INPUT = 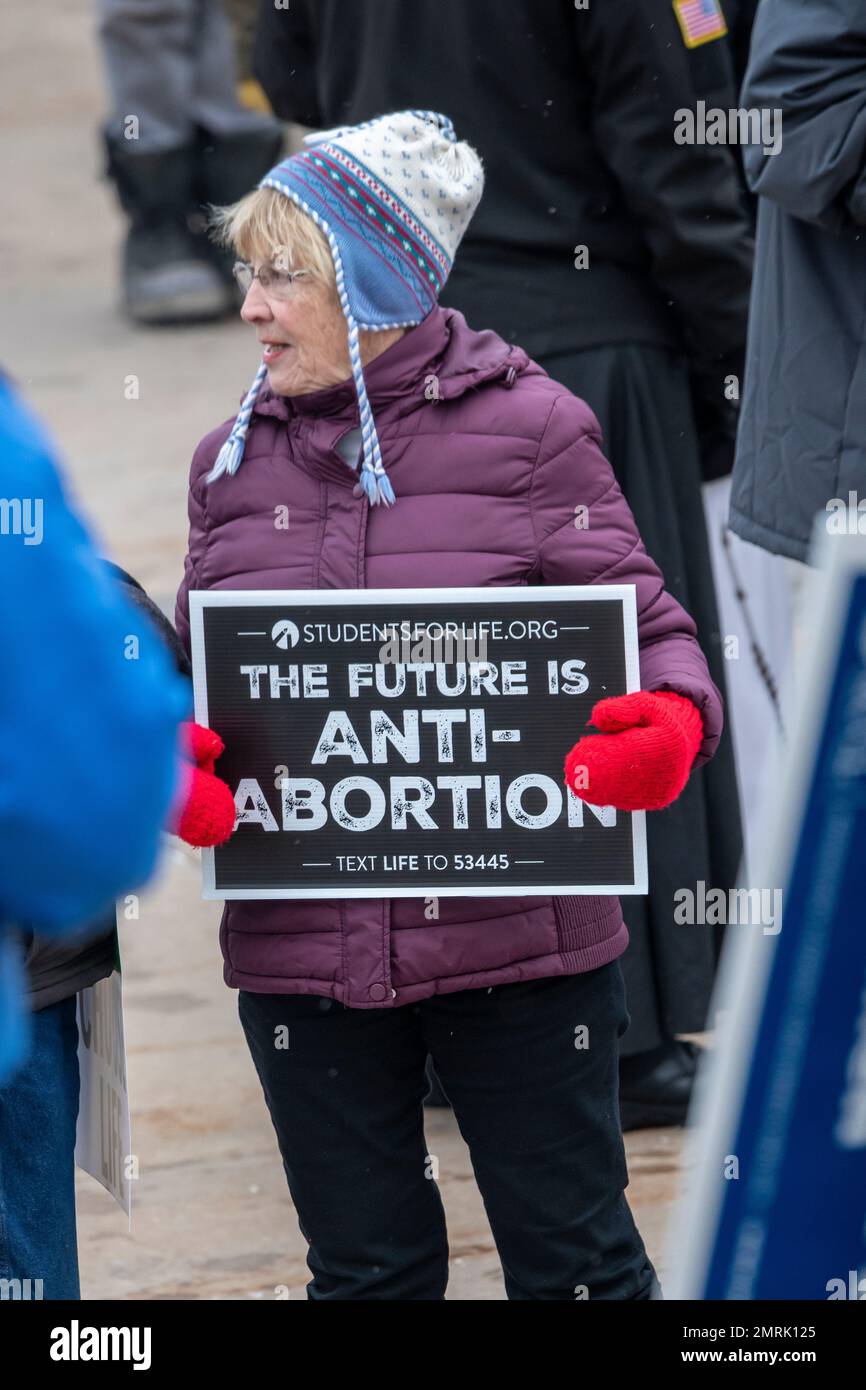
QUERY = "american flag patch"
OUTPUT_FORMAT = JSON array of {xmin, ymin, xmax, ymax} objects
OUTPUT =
[{"xmin": 672, "ymin": 0, "xmax": 728, "ymax": 49}]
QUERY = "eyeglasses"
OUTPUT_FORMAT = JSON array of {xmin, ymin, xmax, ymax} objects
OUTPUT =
[{"xmin": 232, "ymin": 261, "xmax": 314, "ymax": 299}]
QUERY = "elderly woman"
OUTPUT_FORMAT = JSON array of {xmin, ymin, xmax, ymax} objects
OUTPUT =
[{"xmin": 176, "ymin": 111, "xmax": 721, "ymax": 1301}]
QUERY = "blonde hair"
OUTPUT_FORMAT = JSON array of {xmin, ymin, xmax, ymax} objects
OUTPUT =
[{"xmin": 211, "ymin": 187, "xmax": 337, "ymax": 292}]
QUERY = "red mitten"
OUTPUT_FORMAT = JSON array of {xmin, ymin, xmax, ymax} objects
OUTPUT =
[
  {"xmin": 173, "ymin": 722, "xmax": 236, "ymax": 847},
  {"xmin": 563, "ymin": 691, "xmax": 704, "ymax": 812},
  {"xmin": 185, "ymin": 720, "xmax": 225, "ymax": 772}
]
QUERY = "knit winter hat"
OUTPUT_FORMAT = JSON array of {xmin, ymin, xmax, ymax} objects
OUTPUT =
[{"xmin": 207, "ymin": 110, "xmax": 484, "ymax": 505}]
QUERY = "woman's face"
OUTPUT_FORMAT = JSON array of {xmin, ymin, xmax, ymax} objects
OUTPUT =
[{"xmin": 239, "ymin": 264, "xmax": 353, "ymax": 397}]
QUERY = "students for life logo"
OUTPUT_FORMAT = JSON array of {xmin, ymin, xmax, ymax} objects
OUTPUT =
[
  {"xmin": 673, "ymin": 0, "xmax": 728, "ymax": 49},
  {"xmin": 271, "ymin": 620, "xmax": 300, "ymax": 650}
]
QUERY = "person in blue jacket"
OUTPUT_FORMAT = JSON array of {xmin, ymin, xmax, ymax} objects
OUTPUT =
[{"xmin": 0, "ymin": 375, "xmax": 190, "ymax": 1084}]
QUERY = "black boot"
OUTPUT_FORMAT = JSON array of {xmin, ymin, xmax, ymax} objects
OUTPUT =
[
  {"xmin": 104, "ymin": 136, "xmax": 232, "ymax": 325},
  {"xmin": 618, "ymin": 1038, "xmax": 703, "ymax": 1132},
  {"xmin": 195, "ymin": 126, "xmax": 283, "ymax": 206},
  {"xmin": 193, "ymin": 126, "xmax": 284, "ymax": 295}
]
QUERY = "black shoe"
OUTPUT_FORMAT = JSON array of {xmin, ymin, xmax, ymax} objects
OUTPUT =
[
  {"xmin": 104, "ymin": 136, "xmax": 233, "ymax": 324},
  {"xmin": 618, "ymin": 1039, "xmax": 703, "ymax": 1132},
  {"xmin": 124, "ymin": 220, "xmax": 233, "ymax": 324}
]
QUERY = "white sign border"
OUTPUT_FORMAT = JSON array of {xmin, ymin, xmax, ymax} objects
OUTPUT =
[{"xmin": 189, "ymin": 585, "xmax": 647, "ymax": 899}]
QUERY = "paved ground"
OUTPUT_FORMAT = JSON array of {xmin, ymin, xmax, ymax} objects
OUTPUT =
[{"xmin": 2, "ymin": 2, "xmax": 687, "ymax": 1300}]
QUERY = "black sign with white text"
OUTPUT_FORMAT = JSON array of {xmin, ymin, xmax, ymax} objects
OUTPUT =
[{"xmin": 189, "ymin": 588, "xmax": 646, "ymax": 898}]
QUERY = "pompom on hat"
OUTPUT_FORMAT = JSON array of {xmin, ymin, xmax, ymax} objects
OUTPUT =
[{"xmin": 207, "ymin": 110, "xmax": 484, "ymax": 505}]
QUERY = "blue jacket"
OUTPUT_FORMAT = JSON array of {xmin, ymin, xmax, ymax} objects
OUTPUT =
[{"xmin": 0, "ymin": 379, "xmax": 189, "ymax": 1081}]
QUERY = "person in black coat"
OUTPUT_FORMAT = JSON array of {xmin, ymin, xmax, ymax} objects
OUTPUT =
[{"xmin": 252, "ymin": 0, "xmax": 754, "ymax": 1126}]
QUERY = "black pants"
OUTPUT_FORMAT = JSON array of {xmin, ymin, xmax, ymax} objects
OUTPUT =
[{"xmin": 238, "ymin": 961, "xmax": 658, "ymax": 1300}]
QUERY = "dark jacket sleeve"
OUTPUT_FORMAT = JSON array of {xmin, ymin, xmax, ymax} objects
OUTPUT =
[
  {"xmin": 741, "ymin": 0, "xmax": 866, "ymax": 231},
  {"xmin": 531, "ymin": 392, "xmax": 723, "ymax": 767},
  {"xmin": 576, "ymin": 0, "xmax": 754, "ymax": 480},
  {"xmin": 254, "ymin": 0, "xmax": 323, "ymax": 127}
]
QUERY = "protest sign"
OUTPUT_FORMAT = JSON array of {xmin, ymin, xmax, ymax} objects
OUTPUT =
[
  {"xmin": 189, "ymin": 586, "xmax": 647, "ymax": 898},
  {"xmin": 76, "ymin": 952, "xmax": 132, "ymax": 1219},
  {"xmin": 669, "ymin": 533, "xmax": 866, "ymax": 1299}
]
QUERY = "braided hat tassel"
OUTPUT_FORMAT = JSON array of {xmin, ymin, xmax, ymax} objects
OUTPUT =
[
  {"xmin": 348, "ymin": 320, "xmax": 395, "ymax": 507},
  {"xmin": 206, "ymin": 363, "xmax": 268, "ymax": 484}
]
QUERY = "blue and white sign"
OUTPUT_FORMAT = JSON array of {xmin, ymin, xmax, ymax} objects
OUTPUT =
[{"xmin": 671, "ymin": 533, "xmax": 866, "ymax": 1300}]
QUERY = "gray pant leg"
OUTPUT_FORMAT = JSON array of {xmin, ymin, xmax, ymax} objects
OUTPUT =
[
  {"xmin": 98, "ymin": 0, "xmax": 198, "ymax": 150},
  {"xmin": 98, "ymin": 0, "xmax": 277, "ymax": 152},
  {"xmin": 192, "ymin": 0, "xmax": 278, "ymax": 137}
]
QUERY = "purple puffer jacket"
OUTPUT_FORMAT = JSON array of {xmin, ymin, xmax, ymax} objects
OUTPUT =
[{"xmin": 176, "ymin": 306, "xmax": 723, "ymax": 1008}]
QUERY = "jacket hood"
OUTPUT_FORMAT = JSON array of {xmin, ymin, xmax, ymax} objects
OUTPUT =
[{"xmin": 247, "ymin": 306, "xmax": 530, "ymax": 425}]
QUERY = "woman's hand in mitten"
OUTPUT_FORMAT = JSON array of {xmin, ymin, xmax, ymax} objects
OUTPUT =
[
  {"xmin": 563, "ymin": 691, "xmax": 704, "ymax": 813},
  {"xmin": 173, "ymin": 721, "xmax": 236, "ymax": 847}
]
